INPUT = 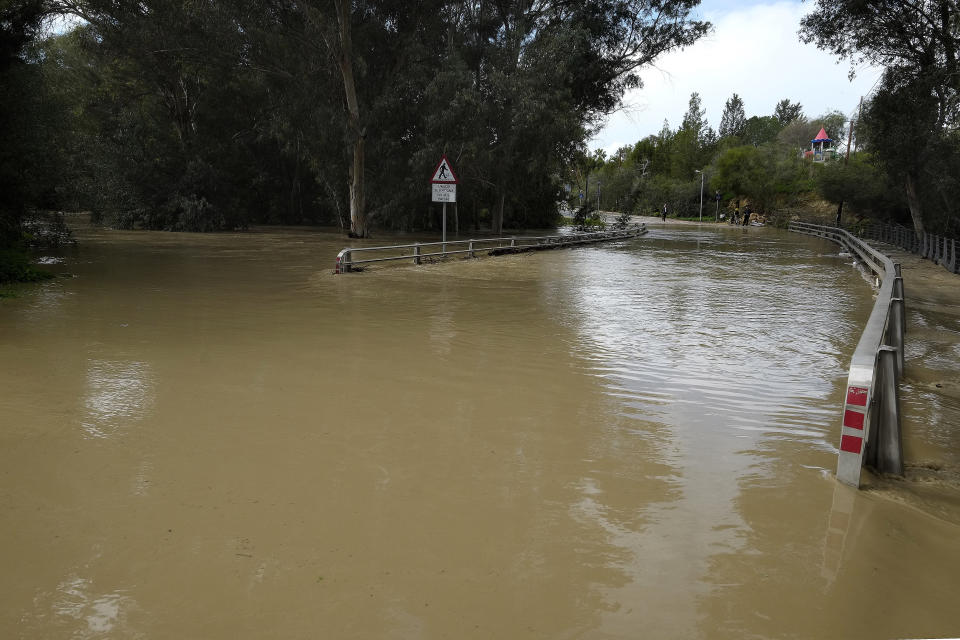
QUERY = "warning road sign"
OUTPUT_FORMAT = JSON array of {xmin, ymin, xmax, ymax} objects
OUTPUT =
[{"xmin": 430, "ymin": 155, "xmax": 459, "ymax": 184}]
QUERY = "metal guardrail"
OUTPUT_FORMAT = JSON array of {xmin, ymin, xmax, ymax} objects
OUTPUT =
[
  {"xmin": 334, "ymin": 226, "xmax": 647, "ymax": 274},
  {"xmin": 852, "ymin": 221, "xmax": 959, "ymax": 275},
  {"xmin": 789, "ymin": 221, "xmax": 906, "ymax": 487}
]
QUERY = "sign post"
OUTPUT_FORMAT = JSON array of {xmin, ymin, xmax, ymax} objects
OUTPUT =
[{"xmin": 430, "ymin": 155, "xmax": 459, "ymax": 255}]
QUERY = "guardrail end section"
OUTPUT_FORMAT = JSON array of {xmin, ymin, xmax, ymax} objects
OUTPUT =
[
  {"xmin": 836, "ymin": 383, "xmax": 871, "ymax": 488},
  {"xmin": 335, "ymin": 249, "xmax": 351, "ymax": 274}
]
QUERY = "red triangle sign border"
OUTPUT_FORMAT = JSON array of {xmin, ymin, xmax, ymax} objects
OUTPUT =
[{"xmin": 430, "ymin": 154, "xmax": 459, "ymax": 184}]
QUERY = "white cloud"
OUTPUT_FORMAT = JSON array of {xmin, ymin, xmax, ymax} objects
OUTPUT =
[{"xmin": 590, "ymin": 1, "xmax": 883, "ymax": 156}]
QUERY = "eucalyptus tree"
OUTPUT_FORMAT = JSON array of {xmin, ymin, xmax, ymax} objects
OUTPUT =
[
  {"xmin": 440, "ymin": 0, "xmax": 710, "ymax": 233},
  {"xmin": 29, "ymin": 0, "xmax": 709, "ymax": 236},
  {"xmin": 49, "ymin": 0, "xmax": 275, "ymax": 229},
  {"xmin": 1, "ymin": 0, "xmax": 51, "ymax": 248}
]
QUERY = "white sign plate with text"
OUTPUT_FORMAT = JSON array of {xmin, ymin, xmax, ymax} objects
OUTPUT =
[{"xmin": 432, "ymin": 183, "xmax": 456, "ymax": 203}]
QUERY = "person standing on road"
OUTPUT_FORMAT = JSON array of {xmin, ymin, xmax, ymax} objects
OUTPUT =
[
  {"xmin": 661, "ymin": 203, "xmax": 667, "ymax": 222},
  {"xmin": 742, "ymin": 204, "xmax": 751, "ymax": 226}
]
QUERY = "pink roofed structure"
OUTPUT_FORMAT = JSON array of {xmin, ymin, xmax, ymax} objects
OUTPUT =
[{"xmin": 808, "ymin": 126, "xmax": 835, "ymax": 162}]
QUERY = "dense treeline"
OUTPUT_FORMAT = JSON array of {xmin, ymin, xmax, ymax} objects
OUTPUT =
[
  {"xmin": 801, "ymin": 0, "xmax": 960, "ymax": 237},
  {"xmin": 2, "ymin": 0, "xmax": 958, "ymax": 286},
  {"xmin": 572, "ymin": 93, "xmax": 894, "ymax": 224},
  {"xmin": 579, "ymin": 0, "xmax": 959, "ymax": 237},
  {"xmin": 0, "ymin": 0, "xmax": 708, "ymax": 247}
]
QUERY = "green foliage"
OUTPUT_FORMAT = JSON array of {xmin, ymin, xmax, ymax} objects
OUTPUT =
[
  {"xmin": 571, "ymin": 203, "xmax": 604, "ymax": 231},
  {"xmin": 0, "ymin": 248, "xmax": 53, "ymax": 284},
  {"xmin": 1, "ymin": 0, "xmax": 58, "ymax": 249},
  {"xmin": 741, "ymin": 116, "xmax": 780, "ymax": 147},
  {"xmin": 773, "ymin": 99, "xmax": 803, "ymax": 127},
  {"xmin": 711, "ymin": 143, "xmax": 811, "ymax": 212},
  {"xmin": 719, "ymin": 93, "xmax": 746, "ymax": 139},
  {"xmin": 0, "ymin": 0, "xmax": 710, "ymax": 235},
  {"xmin": 815, "ymin": 153, "xmax": 904, "ymax": 220},
  {"xmin": 801, "ymin": 0, "xmax": 959, "ymax": 234},
  {"xmin": 612, "ymin": 210, "xmax": 632, "ymax": 229},
  {"xmin": 633, "ymin": 174, "xmax": 701, "ymax": 217}
]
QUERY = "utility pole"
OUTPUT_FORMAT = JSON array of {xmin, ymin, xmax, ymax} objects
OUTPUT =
[
  {"xmin": 845, "ymin": 97, "xmax": 862, "ymax": 165},
  {"xmin": 837, "ymin": 97, "xmax": 863, "ymax": 228},
  {"xmin": 695, "ymin": 170, "xmax": 704, "ymax": 222}
]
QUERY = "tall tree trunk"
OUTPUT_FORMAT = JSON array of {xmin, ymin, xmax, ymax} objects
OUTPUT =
[
  {"xmin": 493, "ymin": 191, "xmax": 505, "ymax": 235},
  {"xmin": 290, "ymin": 132, "xmax": 302, "ymax": 222},
  {"xmin": 348, "ymin": 131, "xmax": 365, "ymax": 236},
  {"xmin": 334, "ymin": 0, "xmax": 367, "ymax": 238},
  {"xmin": 905, "ymin": 172, "xmax": 925, "ymax": 237}
]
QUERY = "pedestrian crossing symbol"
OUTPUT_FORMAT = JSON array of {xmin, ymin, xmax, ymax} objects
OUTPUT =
[{"xmin": 430, "ymin": 155, "xmax": 459, "ymax": 184}]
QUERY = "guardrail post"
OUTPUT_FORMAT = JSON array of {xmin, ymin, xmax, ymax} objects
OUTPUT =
[
  {"xmin": 510, "ymin": 237, "xmax": 516, "ymax": 247},
  {"xmin": 889, "ymin": 296, "xmax": 905, "ymax": 376},
  {"xmin": 468, "ymin": 240, "xmax": 474, "ymax": 258},
  {"xmin": 414, "ymin": 243, "xmax": 421, "ymax": 265},
  {"xmin": 874, "ymin": 346, "xmax": 904, "ymax": 476}
]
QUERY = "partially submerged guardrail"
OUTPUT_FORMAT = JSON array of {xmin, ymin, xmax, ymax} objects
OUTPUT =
[
  {"xmin": 334, "ymin": 226, "xmax": 647, "ymax": 274},
  {"xmin": 852, "ymin": 221, "xmax": 958, "ymax": 274},
  {"xmin": 789, "ymin": 221, "xmax": 905, "ymax": 487}
]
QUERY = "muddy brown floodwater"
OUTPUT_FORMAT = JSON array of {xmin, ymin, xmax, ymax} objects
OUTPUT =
[{"xmin": 2, "ymin": 223, "xmax": 959, "ymax": 639}]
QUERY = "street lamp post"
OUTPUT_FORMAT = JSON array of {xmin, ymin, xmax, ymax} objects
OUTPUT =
[{"xmin": 695, "ymin": 170, "xmax": 704, "ymax": 222}]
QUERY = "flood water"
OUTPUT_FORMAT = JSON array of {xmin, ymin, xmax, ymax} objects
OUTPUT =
[{"xmin": 2, "ymin": 223, "xmax": 959, "ymax": 638}]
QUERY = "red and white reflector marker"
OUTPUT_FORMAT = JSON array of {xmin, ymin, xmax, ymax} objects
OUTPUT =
[{"xmin": 836, "ymin": 385, "xmax": 870, "ymax": 486}]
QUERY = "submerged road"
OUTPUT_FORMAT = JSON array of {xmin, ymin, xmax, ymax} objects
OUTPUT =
[{"xmin": 0, "ymin": 221, "xmax": 958, "ymax": 638}]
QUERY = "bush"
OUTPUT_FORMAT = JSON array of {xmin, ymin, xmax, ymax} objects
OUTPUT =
[
  {"xmin": 572, "ymin": 203, "xmax": 605, "ymax": 231},
  {"xmin": 0, "ymin": 248, "xmax": 54, "ymax": 284}
]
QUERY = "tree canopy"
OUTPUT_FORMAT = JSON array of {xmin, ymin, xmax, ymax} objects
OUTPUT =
[
  {"xmin": 0, "ymin": 0, "xmax": 710, "ymax": 241},
  {"xmin": 801, "ymin": 0, "xmax": 960, "ymax": 235},
  {"xmin": 718, "ymin": 93, "xmax": 745, "ymax": 139}
]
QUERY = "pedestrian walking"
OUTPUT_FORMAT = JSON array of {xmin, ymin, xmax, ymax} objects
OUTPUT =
[
  {"xmin": 661, "ymin": 203, "xmax": 667, "ymax": 222},
  {"xmin": 742, "ymin": 204, "xmax": 751, "ymax": 226}
]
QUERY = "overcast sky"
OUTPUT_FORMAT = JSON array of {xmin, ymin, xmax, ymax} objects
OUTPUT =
[{"xmin": 589, "ymin": 0, "xmax": 884, "ymax": 155}]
